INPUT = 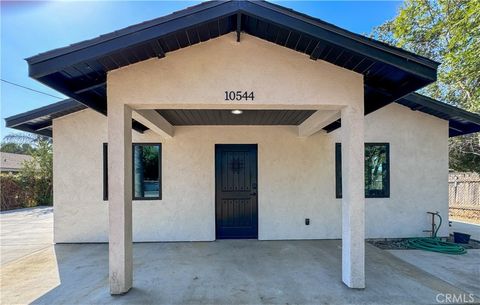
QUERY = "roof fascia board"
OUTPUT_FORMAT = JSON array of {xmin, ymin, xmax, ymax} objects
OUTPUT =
[
  {"xmin": 248, "ymin": 1, "xmax": 439, "ymax": 69},
  {"xmin": 28, "ymin": 2, "xmax": 239, "ymax": 78},
  {"xmin": 404, "ymin": 93, "xmax": 480, "ymax": 125},
  {"xmin": 28, "ymin": 1, "xmax": 438, "ymax": 82},
  {"xmin": 4, "ymin": 98, "xmax": 148, "ymax": 136},
  {"xmin": 5, "ymin": 99, "xmax": 83, "ymax": 128},
  {"xmin": 27, "ymin": 1, "xmax": 227, "ymax": 64},
  {"xmin": 241, "ymin": 1, "xmax": 438, "ymax": 81}
]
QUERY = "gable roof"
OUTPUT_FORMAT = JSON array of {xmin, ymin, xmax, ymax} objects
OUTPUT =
[
  {"xmin": 0, "ymin": 152, "xmax": 33, "ymax": 172},
  {"xmin": 396, "ymin": 93, "xmax": 480, "ymax": 137},
  {"xmin": 6, "ymin": 93, "xmax": 480, "ymax": 138},
  {"xmin": 26, "ymin": 0, "xmax": 439, "ymax": 122}
]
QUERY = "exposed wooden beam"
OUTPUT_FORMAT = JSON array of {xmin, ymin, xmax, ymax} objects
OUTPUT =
[
  {"xmin": 153, "ymin": 40, "xmax": 165, "ymax": 58},
  {"xmin": 449, "ymin": 126, "xmax": 463, "ymax": 133},
  {"xmin": 74, "ymin": 81, "xmax": 106, "ymax": 95},
  {"xmin": 32, "ymin": 121, "xmax": 53, "ymax": 131},
  {"xmin": 132, "ymin": 110, "xmax": 174, "ymax": 138},
  {"xmin": 309, "ymin": 41, "xmax": 326, "ymax": 60},
  {"xmin": 236, "ymin": 13, "xmax": 242, "ymax": 42},
  {"xmin": 298, "ymin": 110, "xmax": 340, "ymax": 137}
]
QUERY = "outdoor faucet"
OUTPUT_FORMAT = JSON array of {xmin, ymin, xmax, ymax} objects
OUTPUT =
[{"xmin": 423, "ymin": 211, "xmax": 441, "ymax": 238}]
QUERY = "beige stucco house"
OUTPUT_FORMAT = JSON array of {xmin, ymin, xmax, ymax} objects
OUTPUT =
[{"xmin": 6, "ymin": 0, "xmax": 480, "ymax": 295}]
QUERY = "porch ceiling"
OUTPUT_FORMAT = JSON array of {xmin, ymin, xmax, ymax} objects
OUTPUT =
[
  {"xmin": 7, "ymin": 93, "xmax": 480, "ymax": 137},
  {"xmin": 25, "ymin": 0, "xmax": 439, "ymax": 134},
  {"xmin": 156, "ymin": 109, "xmax": 316, "ymax": 126}
]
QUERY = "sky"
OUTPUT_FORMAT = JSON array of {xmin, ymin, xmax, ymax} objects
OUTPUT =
[{"xmin": 0, "ymin": 0, "xmax": 402, "ymax": 138}]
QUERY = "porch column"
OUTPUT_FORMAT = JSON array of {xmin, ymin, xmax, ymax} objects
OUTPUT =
[
  {"xmin": 108, "ymin": 102, "xmax": 133, "ymax": 294},
  {"xmin": 341, "ymin": 103, "xmax": 365, "ymax": 288}
]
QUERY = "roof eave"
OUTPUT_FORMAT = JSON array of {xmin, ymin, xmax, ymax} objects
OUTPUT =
[
  {"xmin": 405, "ymin": 93, "xmax": 480, "ymax": 125},
  {"xmin": 26, "ymin": 0, "xmax": 438, "ymax": 83},
  {"xmin": 5, "ymin": 99, "xmax": 83, "ymax": 128},
  {"xmin": 399, "ymin": 93, "xmax": 480, "ymax": 137}
]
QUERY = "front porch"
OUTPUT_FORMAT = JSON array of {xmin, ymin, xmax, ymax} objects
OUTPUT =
[
  {"xmin": 16, "ymin": 0, "xmax": 447, "ymax": 294},
  {"xmin": 2, "ymin": 240, "xmax": 476, "ymax": 305},
  {"xmin": 107, "ymin": 104, "xmax": 366, "ymax": 292}
]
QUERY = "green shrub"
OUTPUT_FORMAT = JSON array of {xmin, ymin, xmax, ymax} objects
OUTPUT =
[
  {"xmin": 0, "ymin": 173, "xmax": 27, "ymax": 210},
  {"xmin": 17, "ymin": 140, "xmax": 53, "ymax": 206}
]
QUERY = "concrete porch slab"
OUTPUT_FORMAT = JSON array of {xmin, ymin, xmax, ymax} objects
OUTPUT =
[
  {"xmin": 1, "ymin": 240, "xmax": 478, "ymax": 305},
  {"xmin": 388, "ymin": 249, "xmax": 480, "ymax": 298}
]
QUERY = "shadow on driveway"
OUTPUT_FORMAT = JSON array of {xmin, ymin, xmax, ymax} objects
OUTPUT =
[{"xmin": 1, "ymin": 240, "xmax": 478, "ymax": 305}]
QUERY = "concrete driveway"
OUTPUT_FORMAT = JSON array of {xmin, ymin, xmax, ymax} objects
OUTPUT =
[
  {"xmin": 1, "ymin": 241, "xmax": 479, "ymax": 305},
  {"xmin": 0, "ymin": 206, "xmax": 53, "ymax": 265},
  {"xmin": 389, "ymin": 249, "xmax": 480, "ymax": 298},
  {"xmin": 1, "ymin": 207, "xmax": 478, "ymax": 305}
]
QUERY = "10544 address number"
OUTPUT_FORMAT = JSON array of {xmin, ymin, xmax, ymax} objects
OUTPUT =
[{"xmin": 224, "ymin": 91, "xmax": 254, "ymax": 101}]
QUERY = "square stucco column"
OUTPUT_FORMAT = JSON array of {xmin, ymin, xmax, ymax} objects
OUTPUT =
[
  {"xmin": 108, "ymin": 102, "xmax": 133, "ymax": 295},
  {"xmin": 341, "ymin": 104, "xmax": 365, "ymax": 289}
]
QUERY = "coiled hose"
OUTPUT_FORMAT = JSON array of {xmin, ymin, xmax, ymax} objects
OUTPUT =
[{"xmin": 405, "ymin": 213, "xmax": 467, "ymax": 255}]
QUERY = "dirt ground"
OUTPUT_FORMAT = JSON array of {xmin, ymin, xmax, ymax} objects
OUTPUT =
[{"xmin": 449, "ymin": 207, "xmax": 480, "ymax": 224}]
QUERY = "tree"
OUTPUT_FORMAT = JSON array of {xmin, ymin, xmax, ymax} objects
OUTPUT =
[
  {"xmin": 372, "ymin": 0, "xmax": 480, "ymax": 172},
  {"xmin": 1, "ymin": 132, "xmax": 39, "ymax": 154},
  {"xmin": 1, "ymin": 133, "xmax": 53, "ymax": 206},
  {"xmin": 18, "ymin": 139, "xmax": 53, "ymax": 205},
  {"xmin": 0, "ymin": 142, "xmax": 34, "ymax": 155}
]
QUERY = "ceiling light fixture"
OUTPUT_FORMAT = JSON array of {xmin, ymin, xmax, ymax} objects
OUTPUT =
[{"xmin": 231, "ymin": 109, "xmax": 243, "ymax": 115}]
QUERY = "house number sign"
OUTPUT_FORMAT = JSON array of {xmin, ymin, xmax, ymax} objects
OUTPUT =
[{"xmin": 224, "ymin": 91, "xmax": 255, "ymax": 101}]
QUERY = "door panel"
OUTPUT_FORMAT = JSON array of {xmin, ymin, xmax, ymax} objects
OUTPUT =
[{"xmin": 215, "ymin": 144, "xmax": 258, "ymax": 239}]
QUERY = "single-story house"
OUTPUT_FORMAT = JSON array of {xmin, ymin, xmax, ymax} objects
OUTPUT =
[
  {"xmin": 0, "ymin": 152, "xmax": 33, "ymax": 173},
  {"xmin": 5, "ymin": 0, "xmax": 480, "ymax": 295}
]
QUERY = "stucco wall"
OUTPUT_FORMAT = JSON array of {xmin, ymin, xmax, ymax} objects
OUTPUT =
[
  {"xmin": 332, "ymin": 104, "xmax": 449, "ymax": 238},
  {"xmin": 52, "ymin": 33, "xmax": 448, "ymax": 243},
  {"xmin": 52, "ymin": 102, "xmax": 449, "ymax": 243},
  {"xmin": 107, "ymin": 34, "xmax": 362, "ymax": 110}
]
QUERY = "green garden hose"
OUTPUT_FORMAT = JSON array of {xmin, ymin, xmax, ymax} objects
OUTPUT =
[{"xmin": 405, "ymin": 213, "xmax": 467, "ymax": 255}]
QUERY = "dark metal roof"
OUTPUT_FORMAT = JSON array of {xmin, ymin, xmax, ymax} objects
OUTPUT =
[
  {"xmin": 4, "ymin": 99, "xmax": 87, "ymax": 137},
  {"xmin": 26, "ymin": 0, "xmax": 439, "ymax": 122},
  {"xmin": 158, "ymin": 109, "xmax": 316, "ymax": 125},
  {"xmin": 17, "ymin": 1, "xmax": 479, "ymax": 138},
  {"xmin": 6, "ymin": 94, "xmax": 479, "ymax": 137},
  {"xmin": 396, "ymin": 93, "xmax": 480, "ymax": 137}
]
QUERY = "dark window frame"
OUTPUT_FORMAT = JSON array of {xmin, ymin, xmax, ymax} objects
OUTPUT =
[
  {"xmin": 103, "ymin": 142, "xmax": 162, "ymax": 201},
  {"xmin": 132, "ymin": 143, "xmax": 162, "ymax": 201},
  {"xmin": 335, "ymin": 143, "xmax": 390, "ymax": 199},
  {"xmin": 103, "ymin": 143, "xmax": 108, "ymax": 201}
]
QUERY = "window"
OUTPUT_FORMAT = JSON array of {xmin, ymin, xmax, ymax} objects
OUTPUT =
[
  {"xmin": 103, "ymin": 143, "xmax": 108, "ymax": 200},
  {"xmin": 335, "ymin": 143, "xmax": 390, "ymax": 198},
  {"xmin": 132, "ymin": 144, "xmax": 161, "ymax": 200},
  {"xmin": 103, "ymin": 143, "xmax": 162, "ymax": 200}
]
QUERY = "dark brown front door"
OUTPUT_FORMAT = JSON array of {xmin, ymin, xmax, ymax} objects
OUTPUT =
[{"xmin": 215, "ymin": 144, "xmax": 258, "ymax": 239}]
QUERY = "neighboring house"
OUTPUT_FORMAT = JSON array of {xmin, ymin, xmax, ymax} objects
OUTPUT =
[
  {"xmin": 0, "ymin": 152, "xmax": 32, "ymax": 174},
  {"xmin": 5, "ymin": 1, "xmax": 480, "ymax": 294}
]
